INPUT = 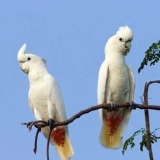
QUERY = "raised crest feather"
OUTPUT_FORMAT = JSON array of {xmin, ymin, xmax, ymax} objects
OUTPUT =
[
  {"xmin": 116, "ymin": 25, "xmax": 133, "ymax": 40},
  {"xmin": 17, "ymin": 43, "xmax": 26, "ymax": 61}
]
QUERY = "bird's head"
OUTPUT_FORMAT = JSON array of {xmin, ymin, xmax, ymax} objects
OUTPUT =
[
  {"xmin": 105, "ymin": 25, "xmax": 133, "ymax": 56},
  {"xmin": 17, "ymin": 43, "xmax": 46, "ymax": 74}
]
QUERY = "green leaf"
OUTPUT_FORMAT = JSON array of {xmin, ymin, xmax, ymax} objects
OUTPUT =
[
  {"xmin": 122, "ymin": 128, "xmax": 144, "ymax": 154},
  {"xmin": 122, "ymin": 128, "xmax": 159, "ymax": 154},
  {"xmin": 138, "ymin": 40, "xmax": 160, "ymax": 73}
]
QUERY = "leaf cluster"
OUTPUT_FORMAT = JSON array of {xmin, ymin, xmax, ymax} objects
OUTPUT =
[
  {"xmin": 138, "ymin": 40, "xmax": 160, "ymax": 73},
  {"xmin": 122, "ymin": 128, "xmax": 158, "ymax": 154}
]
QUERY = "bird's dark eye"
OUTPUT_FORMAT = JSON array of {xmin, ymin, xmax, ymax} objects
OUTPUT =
[
  {"xmin": 119, "ymin": 38, "xmax": 123, "ymax": 41},
  {"xmin": 27, "ymin": 57, "xmax": 31, "ymax": 61}
]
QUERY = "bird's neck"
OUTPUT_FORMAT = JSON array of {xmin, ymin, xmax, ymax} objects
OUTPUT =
[
  {"xmin": 105, "ymin": 52, "xmax": 126, "ymax": 64},
  {"xmin": 28, "ymin": 64, "xmax": 48, "ymax": 84}
]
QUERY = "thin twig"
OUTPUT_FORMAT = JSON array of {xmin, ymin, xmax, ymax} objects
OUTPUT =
[
  {"xmin": 150, "ymin": 128, "xmax": 160, "ymax": 139},
  {"xmin": 143, "ymin": 80, "xmax": 160, "ymax": 160},
  {"xmin": 140, "ymin": 96, "xmax": 144, "ymax": 104},
  {"xmin": 154, "ymin": 136, "xmax": 160, "ymax": 139},
  {"xmin": 23, "ymin": 121, "xmax": 47, "ymax": 131},
  {"xmin": 33, "ymin": 127, "xmax": 41, "ymax": 154},
  {"xmin": 47, "ymin": 129, "xmax": 52, "ymax": 160}
]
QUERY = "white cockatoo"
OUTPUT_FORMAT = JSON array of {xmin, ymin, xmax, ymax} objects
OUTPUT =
[
  {"xmin": 17, "ymin": 44, "xmax": 74, "ymax": 160},
  {"xmin": 97, "ymin": 26, "xmax": 135, "ymax": 149}
]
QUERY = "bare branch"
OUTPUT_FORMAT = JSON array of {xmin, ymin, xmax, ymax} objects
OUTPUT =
[
  {"xmin": 22, "ymin": 103, "xmax": 160, "ymax": 130},
  {"xmin": 47, "ymin": 129, "xmax": 52, "ymax": 160},
  {"xmin": 22, "ymin": 103, "xmax": 160, "ymax": 160},
  {"xmin": 154, "ymin": 136, "xmax": 160, "ymax": 139},
  {"xmin": 143, "ymin": 80, "xmax": 160, "ymax": 160},
  {"xmin": 143, "ymin": 83, "xmax": 153, "ymax": 160},
  {"xmin": 21, "ymin": 80, "xmax": 160, "ymax": 160},
  {"xmin": 33, "ymin": 127, "xmax": 41, "ymax": 154}
]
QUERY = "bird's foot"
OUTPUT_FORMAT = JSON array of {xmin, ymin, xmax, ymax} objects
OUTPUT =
[
  {"xmin": 125, "ymin": 101, "xmax": 136, "ymax": 110},
  {"xmin": 107, "ymin": 101, "xmax": 116, "ymax": 111},
  {"xmin": 47, "ymin": 118, "xmax": 55, "ymax": 130}
]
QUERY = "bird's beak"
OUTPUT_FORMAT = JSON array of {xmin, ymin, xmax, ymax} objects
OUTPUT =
[
  {"xmin": 19, "ymin": 62, "xmax": 23, "ymax": 68},
  {"xmin": 19, "ymin": 61, "xmax": 29, "ymax": 74},
  {"xmin": 19, "ymin": 62, "xmax": 24, "ymax": 72},
  {"xmin": 125, "ymin": 41, "xmax": 131, "ymax": 50}
]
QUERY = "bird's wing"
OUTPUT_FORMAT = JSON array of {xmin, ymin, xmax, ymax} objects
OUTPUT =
[
  {"xmin": 119, "ymin": 65, "xmax": 135, "ymax": 137},
  {"xmin": 44, "ymin": 74, "xmax": 73, "ymax": 158},
  {"xmin": 97, "ymin": 60, "xmax": 109, "ymax": 104},
  {"xmin": 127, "ymin": 65, "xmax": 135, "ymax": 101},
  {"xmin": 44, "ymin": 74, "xmax": 67, "ymax": 122},
  {"xmin": 97, "ymin": 61, "xmax": 109, "ymax": 121}
]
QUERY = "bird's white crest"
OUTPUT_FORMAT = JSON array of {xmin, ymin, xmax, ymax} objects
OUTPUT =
[
  {"xmin": 104, "ymin": 25, "xmax": 133, "ymax": 55},
  {"xmin": 116, "ymin": 25, "xmax": 133, "ymax": 40},
  {"xmin": 17, "ymin": 43, "xmax": 27, "ymax": 61}
]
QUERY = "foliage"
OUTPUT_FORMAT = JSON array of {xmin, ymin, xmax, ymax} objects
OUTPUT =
[
  {"xmin": 122, "ymin": 128, "xmax": 158, "ymax": 155},
  {"xmin": 138, "ymin": 40, "xmax": 160, "ymax": 73}
]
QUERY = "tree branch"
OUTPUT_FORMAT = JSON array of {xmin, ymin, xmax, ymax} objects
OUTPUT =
[
  {"xmin": 143, "ymin": 82, "xmax": 153, "ymax": 160},
  {"xmin": 33, "ymin": 127, "xmax": 41, "ymax": 154},
  {"xmin": 22, "ymin": 103, "xmax": 160, "ymax": 160},
  {"xmin": 143, "ymin": 80, "xmax": 160, "ymax": 160},
  {"xmin": 21, "ymin": 80, "xmax": 160, "ymax": 160},
  {"xmin": 47, "ymin": 128, "xmax": 52, "ymax": 160},
  {"xmin": 22, "ymin": 103, "xmax": 160, "ymax": 129}
]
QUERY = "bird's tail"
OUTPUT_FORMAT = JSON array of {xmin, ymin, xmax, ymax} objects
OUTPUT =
[
  {"xmin": 51, "ymin": 127, "xmax": 74, "ymax": 160},
  {"xmin": 41, "ymin": 127, "xmax": 74, "ymax": 160},
  {"xmin": 99, "ymin": 120, "xmax": 123, "ymax": 149},
  {"xmin": 55, "ymin": 134, "xmax": 74, "ymax": 160},
  {"xmin": 99, "ymin": 109, "xmax": 131, "ymax": 149}
]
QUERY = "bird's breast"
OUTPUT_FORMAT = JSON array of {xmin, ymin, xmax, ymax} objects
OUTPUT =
[
  {"xmin": 107, "ymin": 63, "xmax": 129, "ymax": 103},
  {"xmin": 29, "ymin": 81, "xmax": 49, "ymax": 120}
]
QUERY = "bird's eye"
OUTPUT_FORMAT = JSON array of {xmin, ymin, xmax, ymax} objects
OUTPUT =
[
  {"xmin": 119, "ymin": 38, "xmax": 123, "ymax": 41},
  {"xmin": 27, "ymin": 57, "xmax": 31, "ymax": 61}
]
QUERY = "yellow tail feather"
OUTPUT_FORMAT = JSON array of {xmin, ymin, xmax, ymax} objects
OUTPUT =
[
  {"xmin": 41, "ymin": 127, "xmax": 74, "ymax": 160},
  {"xmin": 99, "ymin": 122, "xmax": 123, "ymax": 149},
  {"xmin": 55, "ymin": 134, "xmax": 74, "ymax": 160}
]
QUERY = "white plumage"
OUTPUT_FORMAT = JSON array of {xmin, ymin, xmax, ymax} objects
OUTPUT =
[
  {"xmin": 97, "ymin": 26, "xmax": 135, "ymax": 149},
  {"xmin": 17, "ymin": 44, "xmax": 74, "ymax": 160}
]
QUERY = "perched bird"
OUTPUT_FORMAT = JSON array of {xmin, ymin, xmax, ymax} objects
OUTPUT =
[
  {"xmin": 17, "ymin": 44, "xmax": 74, "ymax": 160},
  {"xmin": 97, "ymin": 26, "xmax": 135, "ymax": 149}
]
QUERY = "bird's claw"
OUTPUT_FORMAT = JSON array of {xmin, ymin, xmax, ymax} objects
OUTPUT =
[
  {"xmin": 47, "ymin": 118, "xmax": 55, "ymax": 130},
  {"xmin": 130, "ymin": 101, "xmax": 136, "ymax": 110},
  {"xmin": 108, "ymin": 102, "xmax": 116, "ymax": 111},
  {"xmin": 125, "ymin": 101, "xmax": 136, "ymax": 110}
]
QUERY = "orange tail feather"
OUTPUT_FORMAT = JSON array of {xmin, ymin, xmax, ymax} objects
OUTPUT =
[
  {"xmin": 52, "ymin": 127, "xmax": 74, "ymax": 160},
  {"xmin": 99, "ymin": 114, "xmax": 123, "ymax": 149}
]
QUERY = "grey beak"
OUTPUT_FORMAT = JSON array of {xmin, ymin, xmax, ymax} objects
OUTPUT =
[{"xmin": 125, "ymin": 41, "xmax": 131, "ymax": 50}]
